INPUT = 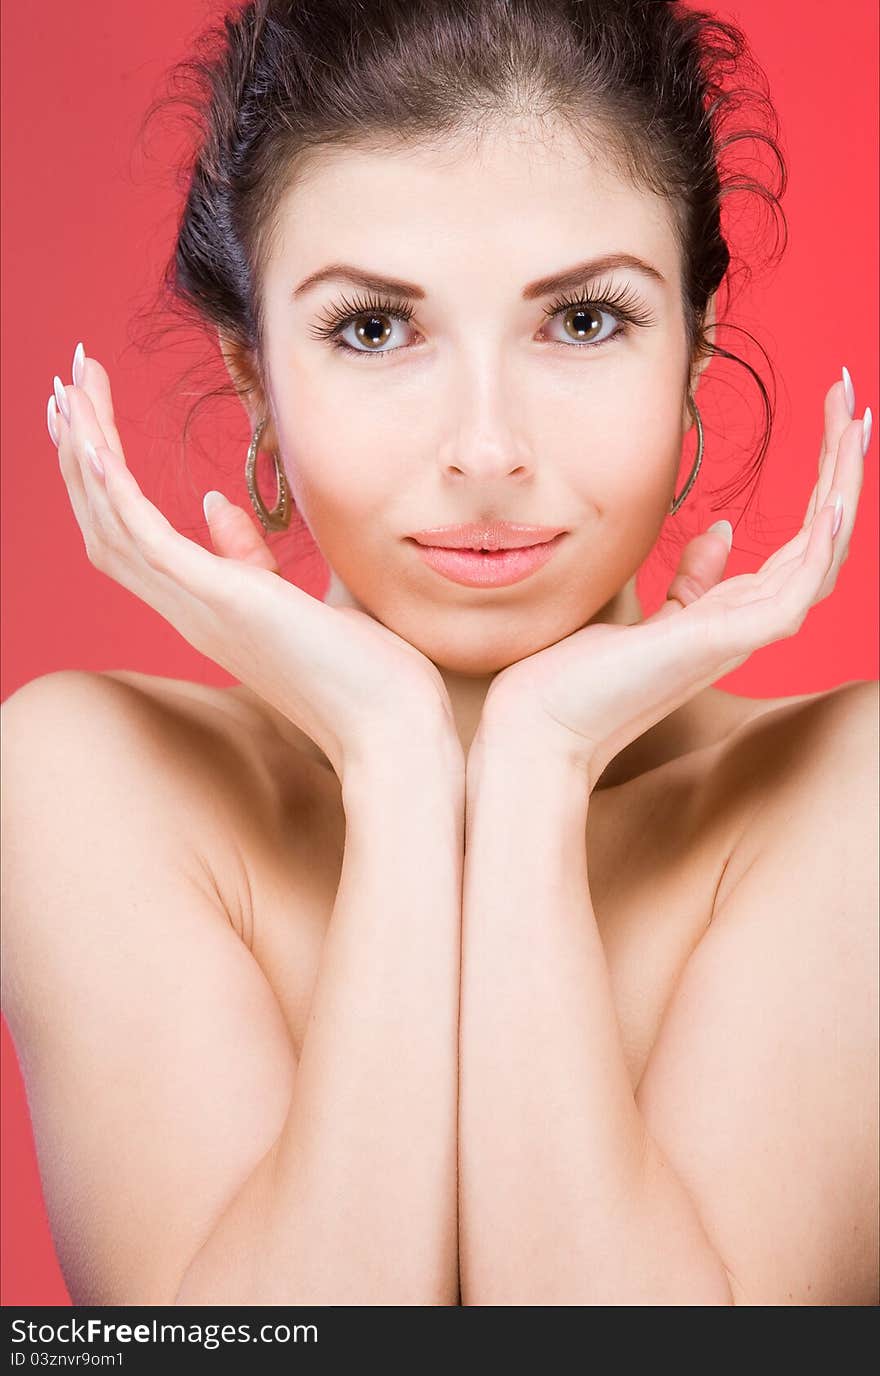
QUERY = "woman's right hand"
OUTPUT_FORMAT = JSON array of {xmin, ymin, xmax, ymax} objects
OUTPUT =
[{"xmin": 47, "ymin": 349, "xmax": 462, "ymax": 782}]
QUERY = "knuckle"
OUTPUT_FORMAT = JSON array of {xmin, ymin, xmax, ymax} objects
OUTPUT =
[
  {"xmin": 82, "ymin": 535, "xmax": 104, "ymax": 569},
  {"xmin": 94, "ymin": 518, "xmax": 125, "ymax": 558},
  {"xmin": 668, "ymin": 572, "xmax": 705, "ymax": 606},
  {"xmin": 138, "ymin": 532, "xmax": 166, "ymax": 570},
  {"xmin": 783, "ymin": 606, "xmax": 806, "ymax": 638}
]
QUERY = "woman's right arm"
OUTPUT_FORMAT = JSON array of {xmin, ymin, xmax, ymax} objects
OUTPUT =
[
  {"xmin": 2, "ymin": 673, "xmax": 464, "ymax": 1306},
  {"xmin": 37, "ymin": 352, "xmax": 468, "ymax": 1304},
  {"xmin": 174, "ymin": 731, "xmax": 465, "ymax": 1307}
]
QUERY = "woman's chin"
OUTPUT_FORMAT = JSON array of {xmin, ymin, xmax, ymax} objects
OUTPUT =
[
  {"xmin": 335, "ymin": 584, "xmax": 590, "ymax": 675},
  {"xmin": 405, "ymin": 634, "xmax": 551, "ymax": 678}
]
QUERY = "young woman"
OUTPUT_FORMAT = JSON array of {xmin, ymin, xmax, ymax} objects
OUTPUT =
[{"xmin": 2, "ymin": 0, "xmax": 876, "ymax": 1307}]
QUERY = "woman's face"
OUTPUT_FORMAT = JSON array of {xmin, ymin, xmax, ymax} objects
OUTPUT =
[{"xmin": 256, "ymin": 119, "xmax": 697, "ymax": 674}]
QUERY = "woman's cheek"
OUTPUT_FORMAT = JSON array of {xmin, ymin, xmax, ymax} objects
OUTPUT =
[{"xmin": 278, "ymin": 423, "xmax": 412, "ymax": 570}]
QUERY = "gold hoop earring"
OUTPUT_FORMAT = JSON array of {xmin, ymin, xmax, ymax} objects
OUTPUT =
[
  {"xmin": 669, "ymin": 395, "xmax": 704, "ymax": 515},
  {"xmin": 245, "ymin": 418, "xmax": 292, "ymax": 531}
]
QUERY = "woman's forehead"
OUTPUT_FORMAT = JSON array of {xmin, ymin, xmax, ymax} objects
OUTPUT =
[
  {"xmin": 283, "ymin": 117, "xmax": 660, "ymax": 213},
  {"xmin": 268, "ymin": 129, "xmax": 679, "ymax": 296}
]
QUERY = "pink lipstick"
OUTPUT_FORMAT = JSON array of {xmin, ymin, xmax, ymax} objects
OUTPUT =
[{"xmin": 407, "ymin": 521, "xmax": 567, "ymax": 588}]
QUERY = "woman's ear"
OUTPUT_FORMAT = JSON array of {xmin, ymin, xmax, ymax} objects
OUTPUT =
[
  {"xmin": 684, "ymin": 293, "xmax": 717, "ymax": 429},
  {"xmin": 218, "ymin": 330, "xmax": 280, "ymax": 451}
]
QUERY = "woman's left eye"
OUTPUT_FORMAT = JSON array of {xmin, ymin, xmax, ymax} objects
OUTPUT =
[{"xmin": 539, "ymin": 301, "xmax": 627, "ymax": 350}]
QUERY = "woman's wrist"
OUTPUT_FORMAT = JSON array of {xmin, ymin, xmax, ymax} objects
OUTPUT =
[
  {"xmin": 342, "ymin": 715, "xmax": 467, "ymax": 809},
  {"xmin": 467, "ymin": 709, "xmax": 597, "ymax": 798}
]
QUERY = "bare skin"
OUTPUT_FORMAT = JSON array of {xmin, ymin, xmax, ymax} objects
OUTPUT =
[
  {"xmin": 5, "ymin": 662, "xmax": 874, "ymax": 1304},
  {"xmin": 93, "ymin": 665, "xmax": 872, "ymax": 1086},
  {"xmin": 3, "ymin": 116, "xmax": 877, "ymax": 1304}
]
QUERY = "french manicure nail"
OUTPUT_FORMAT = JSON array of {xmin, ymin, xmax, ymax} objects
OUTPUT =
[
  {"xmin": 53, "ymin": 375, "xmax": 70, "ymax": 422},
  {"xmin": 72, "ymin": 341, "xmax": 85, "ymax": 388},
  {"xmin": 842, "ymin": 366, "xmax": 855, "ymax": 418},
  {"xmin": 47, "ymin": 395, "xmax": 60, "ymax": 446},
  {"xmin": 827, "ymin": 491, "xmax": 844, "ymax": 537},
  {"xmin": 84, "ymin": 439, "xmax": 104, "ymax": 478},
  {"xmin": 203, "ymin": 490, "xmax": 227, "ymax": 521},
  {"xmin": 862, "ymin": 407, "xmax": 872, "ymax": 457},
  {"xmin": 707, "ymin": 518, "xmax": 733, "ymax": 551},
  {"xmin": 47, "ymin": 393, "xmax": 61, "ymax": 445}
]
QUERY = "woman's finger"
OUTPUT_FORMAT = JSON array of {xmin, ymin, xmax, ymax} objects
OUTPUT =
[
  {"xmin": 54, "ymin": 374, "xmax": 228, "ymax": 608},
  {"xmin": 203, "ymin": 490, "xmax": 282, "ymax": 573},
  {"xmin": 66, "ymin": 351, "xmax": 281, "ymax": 583},
  {"xmin": 52, "ymin": 377, "xmax": 115, "ymax": 557},
  {"xmin": 644, "ymin": 520, "xmax": 734, "ymax": 625},
  {"xmin": 804, "ymin": 374, "xmax": 854, "ymax": 526},
  {"xmin": 72, "ymin": 346, "xmax": 126, "ymax": 460},
  {"xmin": 61, "ymin": 380, "xmax": 163, "ymax": 586},
  {"xmin": 761, "ymin": 413, "xmax": 866, "ymax": 591},
  {"xmin": 758, "ymin": 405, "xmax": 864, "ymax": 583},
  {"xmin": 52, "ymin": 382, "xmax": 198, "ymax": 622},
  {"xmin": 93, "ymin": 441, "xmax": 233, "ymax": 600},
  {"xmin": 710, "ymin": 501, "xmax": 838, "ymax": 655}
]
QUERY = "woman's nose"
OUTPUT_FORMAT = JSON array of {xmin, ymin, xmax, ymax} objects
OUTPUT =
[
  {"xmin": 442, "ymin": 444, "xmax": 532, "ymax": 482},
  {"xmin": 437, "ymin": 368, "xmax": 534, "ymax": 482}
]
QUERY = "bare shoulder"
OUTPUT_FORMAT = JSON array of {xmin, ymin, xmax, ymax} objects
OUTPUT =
[
  {"xmin": 2, "ymin": 668, "xmax": 316, "ymax": 923},
  {"xmin": 708, "ymin": 677, "xmax": 879, "ymax": 941},
  {"xmin": 1, "ymin": 665, "xmax": 276, "ymax": 786},
  {"xmin": 635, "ymin": 678, "xmax": 879, "ymax": 1304},
  {"xmin": 706, "ymin": 678, "xmax": 878, "ymax": 895},
  {"xmin": 0, "ymin": 669, "xmax": 302, "ymax": 1303},
  {"xmin": 718, "ymin": 677, "xmax": 877, "ymax": 768}
]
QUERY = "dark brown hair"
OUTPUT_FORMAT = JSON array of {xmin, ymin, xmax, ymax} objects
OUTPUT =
[{"xmin": 141, "ymin": 0, "xmax": 787, "ymax": 554}]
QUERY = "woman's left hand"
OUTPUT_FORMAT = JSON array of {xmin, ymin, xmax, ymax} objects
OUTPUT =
[{"xmin": 475, "ymin": 378, "xmax": 870, "ymax": 790}]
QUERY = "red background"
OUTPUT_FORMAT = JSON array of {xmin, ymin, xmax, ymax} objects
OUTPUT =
[{"xmin": 2, "ymin": 0, "xmax": 878, "ymax": 1306}]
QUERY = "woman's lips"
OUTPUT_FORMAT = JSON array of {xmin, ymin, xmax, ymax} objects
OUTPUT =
[{"xmin": 407, "ymin": 532, "xmax": 566, "ymax": 587}]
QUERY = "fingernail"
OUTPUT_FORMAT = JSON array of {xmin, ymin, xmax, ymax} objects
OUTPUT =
[
  {"xmin": 72, "ymin": 341, "xmax": 85, "ymax": 388},
  {"xmin": 842, "ymin": 365, "xmax": 855, "ymax": 418},
  {"xmin": 862, "ymin": 407, "xmax": 872, "ymax": 457},
  {"xmin": 83, "ymin": 439, "xmax": 104, "ymax": 478},
  {"xmin": 825, "ymin": 491, "xmax": 844, "ymax": 537},
  {"xmin": 53, "ymin": 374, "xmax": 70, "ymax": 422},
  {"xmin": 47, "ymin": 395, "xmax": 60, "ymax": 446},
  {"xmin": 203, "ymin": 490, "xmax": 226, "ymax": 521},
  {"xmin": 707, "ymin": 519, "xmax": 733, "ymax": 551}
]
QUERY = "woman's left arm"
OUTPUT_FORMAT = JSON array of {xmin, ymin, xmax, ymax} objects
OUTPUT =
[
  {"xmin": 459, "ymin": 731, "xmax": 735, "ymax": 1305},
  {"xmin": 458, "ymin": 384, "xmax": 875, "ymax": 1304},
  {"xmin": 459, "ymin": 682, "xmax": 878, "ymax": 1306}
]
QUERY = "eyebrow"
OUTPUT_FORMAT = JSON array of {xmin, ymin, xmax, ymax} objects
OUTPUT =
[{"xmin": 292, "ymin": 252, "xmax": 666, "ymax": 302}]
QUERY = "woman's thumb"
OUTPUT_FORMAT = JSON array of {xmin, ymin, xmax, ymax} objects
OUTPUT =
[
  {"xmin": 203, "ymin": 490, "xmax": 281, "ymax": 573},
  {"xmin": 643, "ymin": 519, "xmax": 734, "ymax": 624}
]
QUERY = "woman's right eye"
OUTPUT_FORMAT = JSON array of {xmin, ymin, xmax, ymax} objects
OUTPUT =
[
  {"xmin": 309, "ymin": 295, "xmax": 419, "ymax": 362},
  {"xmin": 331, "ymin": 309, "xmax": 417, "ymax": 360}
]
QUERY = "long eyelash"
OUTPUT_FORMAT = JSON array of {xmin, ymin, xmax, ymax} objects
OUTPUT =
[
  {"xmin": 541, "ymin": 276, "xmax": 656, "ymax": 331},
  {"xmin": 309, "ymin": 291, "xmax": 415, "ymax": 343},
  {"xmin": 309, "ymin": 276, "xmax": 655, "ymax": 361}
]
